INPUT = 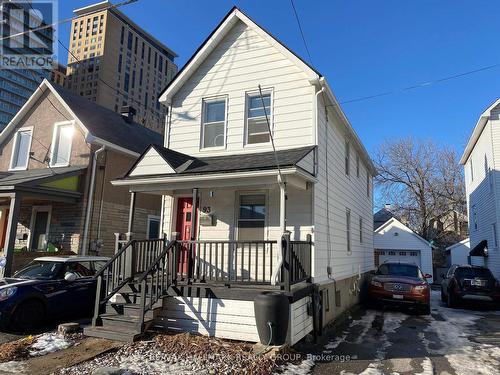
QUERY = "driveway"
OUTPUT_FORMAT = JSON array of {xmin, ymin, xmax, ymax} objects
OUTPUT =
[{"xmin": 305, "ymin": 290, "xmax": 500, "ymax": 375}]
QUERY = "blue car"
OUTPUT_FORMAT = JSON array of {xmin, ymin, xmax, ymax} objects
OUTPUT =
[{"xmin": 0, "ymin": 256, "xmax": 108, "ymax": 331}]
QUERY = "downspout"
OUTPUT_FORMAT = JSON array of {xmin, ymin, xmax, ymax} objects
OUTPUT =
[{"xmin": 82, "ymin": 145, "xmax": 105, "ymax": 255}]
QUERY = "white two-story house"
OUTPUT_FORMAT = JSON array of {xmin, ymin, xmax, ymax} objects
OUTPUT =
[
  {"xmin": 86, "ymin": 7, "xmax": 376, "ymax": 344},
  {"xmin": 461, "ymin": 99, "xmax": 500, "ymax": 278}
]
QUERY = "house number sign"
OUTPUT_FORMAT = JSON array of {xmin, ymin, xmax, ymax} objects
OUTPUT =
[{"xmin": 202, "ymin": 206, "xmax": 211, "ymax": 213}]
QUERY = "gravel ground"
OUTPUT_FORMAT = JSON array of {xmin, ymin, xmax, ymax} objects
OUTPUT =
[{"xmin": 57, "ymin": 333, "xmax": 313, "ymax": 375}]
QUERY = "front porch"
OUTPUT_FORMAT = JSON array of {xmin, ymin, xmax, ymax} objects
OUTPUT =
[{"xmin": 86, "ymin": 145, "xmax": 317, "ymax": 342}]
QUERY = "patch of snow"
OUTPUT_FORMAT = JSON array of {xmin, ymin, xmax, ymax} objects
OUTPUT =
[
  {"xmin": 277, "ymin": 359, "xmax": 314, "ymax": 375},
  {"xmin": 350, "ymin": 310, "xmax": 378, "ymax": 344},
  {"xmin": 0, "ymin": 360, "xmax": 26, "ymax": 373},
  {"xmin": 415, "ymin": 357, "xmax": 433, "ymax": 375},
  {"xmin": 29, "ymin": 333, "xmax": 72, "ymax": 356},
  {"xmin": 323, "ymin": 332, "xmax": 348, "ymax": 352}
]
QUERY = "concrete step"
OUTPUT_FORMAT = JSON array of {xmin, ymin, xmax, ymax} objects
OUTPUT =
[{"xmin": 84, "ymin": 326, "xmax": 143, "ymax": 343}]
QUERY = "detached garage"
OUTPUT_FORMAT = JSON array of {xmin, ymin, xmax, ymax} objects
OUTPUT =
[{"xmin": 373, "ymin": 209, "xmax": 434, "ymax": 283}]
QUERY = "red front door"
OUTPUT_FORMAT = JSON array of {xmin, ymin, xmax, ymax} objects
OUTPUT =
[
  {"xmin": 176, "ymin": 198, "xmax": 195, "ymax": 273},
  {"xmin": 0, "ymin": 209, "xmax": 9, "ymax": 249}
]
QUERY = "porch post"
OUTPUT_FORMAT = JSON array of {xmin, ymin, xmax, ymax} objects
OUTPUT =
[
  {"xmin": 279, "ymin": 181, "xmax": 286, "ymax": 234},
  {"xmin": 2, "ymin": 194, "xmax": 21, "ymax": 277},
  {"xmin": 189, "ymin": 188, "xmax": 198, "ymax": 279},
  {"xmin": 127, "ymin": 191, "xmax": 136, "ymax": 236}
]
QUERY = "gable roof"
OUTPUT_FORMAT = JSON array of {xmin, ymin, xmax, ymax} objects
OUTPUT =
[
  {"xmin": 159, "ymin": 6, "xmax": 320, "ymax": 103},
  {"xmin": 0, "ymin": 80, "xmax": 163, "ymax": 156},
  {"xmin": 375, "ymin": 216, "xmax": 431, "ymax": 248},
  {"xmin": 445, "ymin": 238, "xmax": 470, "ymax": 251},
  {"xmin": 460, "ymin": 98, "xmax": 500, "ymax": 165},
  {"xmin": 373, "ymin": 208, "xmax": 396, "ymax": 230},
  {"xmin": 123, "ymin": 144, "xmax": 316, "ymax": 179},
  {"xmin": 157, "ymin": 7, "xmax": 377, "ymax": 176}
]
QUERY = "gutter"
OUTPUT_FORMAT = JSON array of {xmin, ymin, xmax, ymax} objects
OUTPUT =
[{"xmin": 81, "ymin": 145, "xmax": 105, "ymax": 255}]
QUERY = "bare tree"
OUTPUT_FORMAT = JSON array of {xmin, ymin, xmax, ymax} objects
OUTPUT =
[{"xmin": 374, "ymin": 138, "xmax": 467, "ymax": 245}]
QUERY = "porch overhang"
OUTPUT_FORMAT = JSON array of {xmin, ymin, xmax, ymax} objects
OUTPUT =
[
  {"xmin": 0, "ymin": 166, "xmax": 86, "ymax": 203},
  {"xmin": 111, "ymin": 166, "xmax": 316, "ymax": 193}
]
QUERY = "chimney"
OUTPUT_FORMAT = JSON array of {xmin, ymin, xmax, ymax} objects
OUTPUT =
[
  {"xmin": 120, "ymin": 106, "xmax": 136, "ymax": 123},
  {"xmin": 384, "ymin": 203, "xmax": 392, "ymax": 210}
]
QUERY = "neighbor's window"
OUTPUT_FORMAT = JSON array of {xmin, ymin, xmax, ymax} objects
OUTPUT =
[
  {"xmin": 346, "ymin": 208, "xmax": 351, "ymax": 253},
  {"xmin": 51, "ymin": 122, "xmax": 74, "ymax": 167},
  {"xmin": 238, "ymin": 194, "xmax": 266, "ymax": 241},
  {"xmin": 345, "ymin": 139, "xmax": 350, "ymax": 176},
  {"xmin": 356, "ymin": 154, "xmax": 360, "ymax": 177},
  {"xmin": 201, "ymin": 98, "xmax": 226, "ymax": 148},
  {"xmin": 10, "ymin": 128, "xmax": 32, "ymax": 170},
  {"xmin": 366, "ymin": 171, "xmax": 371, "ymax": 197},
  {"xmin": 246, "ymin": 92, "xmax": 271, "ymax": 144}
]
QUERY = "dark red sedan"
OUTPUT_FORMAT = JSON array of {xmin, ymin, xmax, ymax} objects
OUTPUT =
[{"xmin": 368, "ymin": 262, "xmax": 432, "ymax": 314}]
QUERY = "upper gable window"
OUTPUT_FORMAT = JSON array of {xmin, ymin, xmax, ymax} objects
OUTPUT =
[
  {"xmin": 50, "ymin": 122, "xmax": 74, "ymax": 167},
  {"xmin": 246, "ymin": 91, "xmax": 272, "ymax": 144},
  {"xmin": 201, "ymin": 98, "xmax": 226, "ymax": 149},
  {"xmin": 10, "ymin": 127, "xmax": 33, "ymax": 170}
]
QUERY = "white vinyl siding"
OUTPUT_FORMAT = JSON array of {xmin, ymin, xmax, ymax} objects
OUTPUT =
[
  {"xmin": 10, "ymin": 128, "xmax": 32, "ymax": 170},
  {"xmin": 313, "ymin": 102, "xmax": 374, "ymax": 282},
  {"xmin": 464, "ymin": 111, "xmax": 500, "ymax": 279},
  {"xmin": 50, "ymin": 122, "xmax": 74, "ymax": 167},
  {"xmin": 167, "ymin": 20, "xmax": 314, "ymax": 156}
]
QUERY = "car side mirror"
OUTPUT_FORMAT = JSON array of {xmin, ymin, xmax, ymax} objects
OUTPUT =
[
  {"xmin": 64, "ymin": 272, "xmax": 77, "ymax": 282},
  {"xmin": 424, "ymin": 274, "xmax": 432, "ymax": 279}
]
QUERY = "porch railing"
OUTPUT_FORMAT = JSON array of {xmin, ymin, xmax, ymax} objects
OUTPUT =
[{"xmin": 176, "ymin": 240, "xmax": 279, "ymax": 285}]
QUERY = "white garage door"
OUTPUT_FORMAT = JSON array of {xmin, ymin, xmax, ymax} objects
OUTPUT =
[{"xmin": 376, "ymin": 250, "xmax": 421, "ymax": 267}]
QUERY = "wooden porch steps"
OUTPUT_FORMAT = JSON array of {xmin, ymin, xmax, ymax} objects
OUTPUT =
[{"xmin": 84, "ymin": 280, "xmax": 162, "ymax": 342}]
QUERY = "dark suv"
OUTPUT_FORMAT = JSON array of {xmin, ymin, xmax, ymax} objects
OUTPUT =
[{"xmin": 441, "ymin": 265, "xmax": 500, "ymax": 308}]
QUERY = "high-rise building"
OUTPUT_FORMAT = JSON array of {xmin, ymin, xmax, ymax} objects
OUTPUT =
[
  {"xmin": 50, "ymin": 62, "xmax": 67, "ymax": 87},
  {"xmin": 0, "ymin": 1, "xmax": 53, "ymax": 130},
  {"xmin": 65, "ymin": 1, "xmax": 178, "ymax": 133}
]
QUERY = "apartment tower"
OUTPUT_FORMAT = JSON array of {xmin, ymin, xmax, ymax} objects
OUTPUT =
[{"xmin": 65, "ymin": 1, "xmax": 178, "ymax": 133}]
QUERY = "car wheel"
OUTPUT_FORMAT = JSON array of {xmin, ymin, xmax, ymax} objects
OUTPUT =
[
  {"xmin": 421, "ymin": 304, "xmax": 431, "ymax": 315},
  {"xmin": 447, "ymin": 290, "xmax": 457, "ymax": 308},
  {"xmin": 441, "ymin": 288, "xmax": 446, "ymax": 302},
  {"xmin": 12, "ymin": 299, "xmax": 45, "ymax": 332}
]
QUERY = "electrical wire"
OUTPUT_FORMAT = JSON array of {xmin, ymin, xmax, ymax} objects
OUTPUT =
[
  {"xmin": 0, "ymin": 0, "xmax": 138, "ymax": 41},
  {"xmin": 289, "ymin": 0, "xmax": 313, "ymax": 65}
]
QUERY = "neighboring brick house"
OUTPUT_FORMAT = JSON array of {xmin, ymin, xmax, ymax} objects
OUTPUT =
[{"xmin": 0, "ymin": 79, "xmax": 162, "ymax": 276}]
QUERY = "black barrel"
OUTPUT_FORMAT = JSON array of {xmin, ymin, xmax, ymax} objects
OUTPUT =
[{"xmin": 254, "ymin": 292, "xmax": 290, "ymax": 345}]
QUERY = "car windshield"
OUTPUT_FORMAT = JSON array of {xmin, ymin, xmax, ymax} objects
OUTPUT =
[
  {"xmin": 456, "ymin": 267, "xmax": 492, "ymax": 279},
  {"xmin": 14, "ymin": 261, "xmax": 63, "ymax": 280},
  {"xmin": 378, "ymin": 263, "xmax": 421, "ymax": 278}
]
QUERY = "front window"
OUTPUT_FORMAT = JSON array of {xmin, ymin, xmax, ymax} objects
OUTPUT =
[
  {"xmin": 201, "ymin": 98, "xmax": 226, "ymax": 148},
  {"xmin": 50, "ymin": 122, "xmax": 74, "ymax": 167},
  {"xmin": 10, "ymin": 128, "xmax": 32, "ymax": 170},
  {"xmin": 246, "ymin": 92, "xmax": 271, "ymax": 144},
  {"xmin": 14, "ymin": 261, "xmax": 63, "ymax": 280},
  {"xmin": 237, "ymin": 194, "xmax": 266, "ymax": 241}
]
